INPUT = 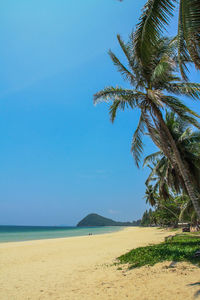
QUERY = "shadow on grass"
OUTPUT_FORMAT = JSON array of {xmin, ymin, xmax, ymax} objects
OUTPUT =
[{"xmin": 118, "ymin": 234, "xmax": 200, "ymax": 269}]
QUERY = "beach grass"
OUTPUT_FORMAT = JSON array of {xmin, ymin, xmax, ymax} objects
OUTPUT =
[{"xmin": 118, "ymin": 233, "xmax": 200, "ymax": 269}]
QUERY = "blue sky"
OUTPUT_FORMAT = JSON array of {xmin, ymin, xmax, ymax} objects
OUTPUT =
[{"xmin": 0, "ymin": 0, "xmax": 199, "ymax": 226}]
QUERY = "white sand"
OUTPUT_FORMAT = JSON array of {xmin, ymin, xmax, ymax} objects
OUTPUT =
[{"xmin": 0, "ymin": 227, "xmax": 199, "ymax": 300}]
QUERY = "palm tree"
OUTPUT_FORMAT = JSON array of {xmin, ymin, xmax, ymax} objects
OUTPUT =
[
  {"xmin": 133, "ymin": 0, "xmax": 200, "ymax": 79},
  {"xmin": 144, "ymin": 112, "xmax": 200, "ymax": 197},
  {"xmin": 179, "ymin": 196, "xmax": 197, "ymax": 223},
  {"xmin": 145, "ymin": 170, "xmax": 197, "ymax": 223},
  {"xmin": 153, "ymin": 197, "xmax": 180, "ymax": 226},
  {"xmin": 145, "ymin": 158, "xmax": 174, "ymax": 201},
  {"xmin": 94, "ymin": 35, "xmax": 200, "ymax": 218},
  {"xmin": 144, "ymin": 112, "xmax": 200, "ymax": 222},
  {"xmin": 144, "ymin": 184, "xmax": 158, "ymax": 206},
  {"xmin": 144, "ymin": 178, "xmax": 187, "ymax": 225}
]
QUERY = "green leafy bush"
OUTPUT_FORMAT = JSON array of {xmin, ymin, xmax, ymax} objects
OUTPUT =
[{"xmin": 118, "ymin": 234, "xmax": 200, "ymax": 269}]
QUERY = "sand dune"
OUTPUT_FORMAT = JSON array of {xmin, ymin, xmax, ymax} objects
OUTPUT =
[{"xmin": 0, "ymin": 227, "xmax": 199, "ymax": 300}]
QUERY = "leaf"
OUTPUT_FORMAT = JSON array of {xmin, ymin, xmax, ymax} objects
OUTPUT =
[
  {"xmin": 134, "ymin": 0, "xmax": 176, "ymax": 67},
  {"xmin": 131, "ymin": 113, "xmax": 146, "ymax": 168},
  {"xmin": 143, "ymin": 151, "xmax": 162, "ymax": 167}
]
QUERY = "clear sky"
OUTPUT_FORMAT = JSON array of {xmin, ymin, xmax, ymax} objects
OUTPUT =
[{"xmin": 0, "ymin": 0, "xmax": 199, "ymax": 226}]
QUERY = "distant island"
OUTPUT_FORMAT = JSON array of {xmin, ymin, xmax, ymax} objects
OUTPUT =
[{"xmin": 77, "ymin": 213, "xmax": 141, "ymax": 227}]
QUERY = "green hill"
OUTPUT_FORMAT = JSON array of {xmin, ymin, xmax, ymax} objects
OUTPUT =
[{"xmin": 76, "ymin": 213, "xmax": 141, "ymax": 227}]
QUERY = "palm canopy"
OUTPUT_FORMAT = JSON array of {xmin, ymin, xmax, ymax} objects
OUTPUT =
[
  {"xmin": 133, "ymin": 0, "xmax": 200, "ymax": 79},
  {"xmin": 144, "ymin": 112, "xmax": 200, "ymax": 223},
  {"xmin": 94, "ymin": 35, "xmax": 200, "ymax": 167},
  {"xmin": 144, "ymin": 184, "xmax": 158, "ymax": 206},
  {"xmin": 144, "ymin": 112, "xmax": 200, "ymax": 198}
]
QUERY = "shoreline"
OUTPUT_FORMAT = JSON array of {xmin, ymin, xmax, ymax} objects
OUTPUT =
[
  {"xmin": 0, "ymin": 225, "xmax": 125, "ymax": 246},
  {"xmin": 0, "ymin": 227, "xmax": 199, "ymax": 300}
]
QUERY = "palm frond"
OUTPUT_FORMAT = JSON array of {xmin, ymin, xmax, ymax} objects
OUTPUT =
[
  {"xmin": 177, "ymin": 1, "xmax": 191, "ymax": 80},
  {"xmin": 160, "ymin": 95, "xmax": 200, "ymax": 129},
  {"xmin": 187, "ymin": 131, "xmax": 200, "ymax": 144},
  {"xmin": 145, "ymin": 155, "xmax": 167, "ymax": 186},
  {"xmin": 178, "ymin": 127, "xmax": 192, "ymax": 142},
  {"xmin": 143, "ymin": 151, "xmax": 162, "ymax": 167},
  {"xmin": 131, "ymin": 113, "xmax": 146, "ymax": 168},
  {"xmin": 134, "ymin": 0, "xmax": 176, "ymax": 66},
  {"xmin": 180, "ymin": 0, "xmax": 200, "ymax": 70},
  {"xmin": 174, "ymin": 113, "xmax": 200, "ymax": 130},
  {"xmin": 116, "ymin": 35, "xmax": 137, "ymax": 74},
  {"xmin": 165, "ymin": 82, "xmax": 200, "ymax": 99},
  {"xmin": 151, "ymin": 60, "xmax": 173, "ymax": 84},
  {"xmin": 108, "ymin": 50, "xmax": 136, "ymax": 85},
  {"xmin": 94, "ymin": 87, "xmax": 145, "ymax": 104}
]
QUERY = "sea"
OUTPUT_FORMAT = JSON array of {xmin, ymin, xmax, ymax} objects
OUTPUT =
[{"xmin": 0, "ymin": 225, "xmax": 122, "ymax": 243}]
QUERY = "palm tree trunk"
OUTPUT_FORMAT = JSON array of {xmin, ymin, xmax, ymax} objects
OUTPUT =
[
  {"xmin": 151, "ymin": 104, "xmax": 200, "ymax": 219},
  {"xmin": 147, "ymin": 111, "xmax": 175, "ymax": 166},
  {"xmin": 143, "ymin": 112, "xmax": 175, "ymax": 169}
]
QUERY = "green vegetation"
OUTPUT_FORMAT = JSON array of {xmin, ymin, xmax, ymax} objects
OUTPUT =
[
  {"xmin": 89, "ymin": 0, "xmax": 200, "ymax": 275},
  {"xmin": 143, "ymin": 112, "xmax": 200, "ymax": 226},
  {"xmin": 96, "ymin": 1, "xmax": 200, "ymax": 225},
  {"xmin": 141, "ymin": 204, "xmax": 180, "ymax": 227},
  {"xmin": 121, "ymin": 0, "xmax": 200, "ymax": 78},
  {"xmin": 118, "ymin": 234, "xmax": 200, "ymax": 268},
  {"xmin": 144, "ymin": 112, "xmax": 200, "ymax": 201},
  {"xmin": 77, "ymin": 213, "xmax": 141, "ymax": 227},
  {"xmin": 140, "ymin": 209, "xmax": 153, "ymax": 226},
  {"xmin": 94, "ymin": 33, "xmax": 200, "ymax": 218}
]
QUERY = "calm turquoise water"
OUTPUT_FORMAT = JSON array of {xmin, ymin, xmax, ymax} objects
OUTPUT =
[{"xmin": 0, "ymin": 225, "xmax": 122, "ymax": 243}]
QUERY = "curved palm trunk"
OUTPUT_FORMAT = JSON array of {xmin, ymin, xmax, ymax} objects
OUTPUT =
[
  {"xmin": 144, "ymin": 115, "xmax": 174, "ymax": 166},
  {"xmin": 152, "ymin": 105, "xmax": 200, "ymax": 219}
]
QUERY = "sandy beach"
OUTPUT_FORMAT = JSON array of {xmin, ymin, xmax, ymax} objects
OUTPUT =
[{"xmin": 0, "ymin": 227, "xmax": 199, "ymax": 300}]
